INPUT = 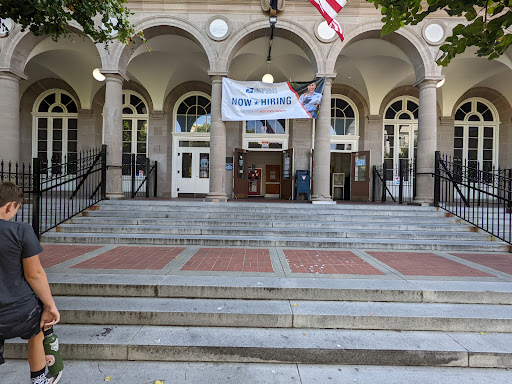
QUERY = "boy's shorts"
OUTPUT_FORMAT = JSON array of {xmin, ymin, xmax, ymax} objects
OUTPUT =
[{"xmin": 0, "ymin": 297, "xmax": 43, "ymax": 365}]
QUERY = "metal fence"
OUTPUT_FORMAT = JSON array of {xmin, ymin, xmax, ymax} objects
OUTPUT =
[
  {"xmin": 372, "ymin": 159, "xmax": 416, "ymax": 204},
  {"xmin": 1, "ymin": 146, "xmax": 106, "ymax": 237},
  {"xmin": 122, "ymin": 153, "xmax": 158, "ymax": 198},
  {"xmin": 434, "ymin": 151, "xmax": 512, "ymax": 244}
]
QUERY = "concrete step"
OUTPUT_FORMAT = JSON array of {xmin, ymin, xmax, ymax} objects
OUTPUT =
[
  {"xmin": 54, "ymin": 296, "xmax": 512, "ymax": 333},
  {"xmin": 99, "ymin": 199, "xmax": 437, "ymax": 211},
  {"xmin": 82, "ymin": 210, "xmax": 446, "ymax": 221},
  {"xmin": 48, "ymin": 275, "xmax": 512, "ymax": 305},
  {"xmin": 93, "ymin": 203, "xmax": 442, "ymax": 215},
  {"xmin": 5, "ymin": 325, "xmax": 512, "ymax": 368},
  {"xmin": 54, "ymin": 224, "xmax": 493, "ymax": 241},
  {"xmin": 3, "ymin": 360, "xmax": 511, "ymax": 384},
  {"xmin": 41, "ymin": 232, "xmax": 508, "ymax": 251},
  {"xmin": 68, "ymin": 216, "xmax": 470, "ymax": 231},
  {"xmin": 71, "ymin": 214, "xmax": 462, "ymax": 225}
]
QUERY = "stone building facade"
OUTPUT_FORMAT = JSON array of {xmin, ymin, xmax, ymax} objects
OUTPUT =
[{"xmin": 1, "ymin": 0, "xmax": 511, "ymax": 203}]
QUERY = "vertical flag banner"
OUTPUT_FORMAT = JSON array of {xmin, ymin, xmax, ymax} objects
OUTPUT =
[
  {"xmin": 222, "ymin": 78, "xmax": 326, "ymax": 121},
  {"xmin": 308, "ymin": 0, "xmax": 346, "ymax": 41}
]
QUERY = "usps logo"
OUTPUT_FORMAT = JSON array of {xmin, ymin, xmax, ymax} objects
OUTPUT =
[{"xmin": 246, "ymin": 88, "xmax": 254, "ymax": 93}]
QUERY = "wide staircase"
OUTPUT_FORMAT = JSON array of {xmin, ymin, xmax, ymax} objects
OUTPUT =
[
  {"xmin": 5, "ymin": 275, "xmax": 512, "ymax": 368},
  {"xmin": 6, "ymin": 200, "xmax": 511, "ymax": 373},
  {"xmin": 40, "ymin": 199, "xmax": 509, "ymax": 251}
]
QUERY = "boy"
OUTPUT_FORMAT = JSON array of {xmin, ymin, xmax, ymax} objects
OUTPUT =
[{"xmin": 0, "ymin": 182, "xmax": 61, "ymax": 384}]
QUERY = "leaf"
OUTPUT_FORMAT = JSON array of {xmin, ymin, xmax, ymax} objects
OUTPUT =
[
  {"xmin": 105, "ymin": 377, "xmax": 112, "ymax": 382},
  {"xmin": 480, "ymin": 332, "xmax": 487, "ymax": 336}
]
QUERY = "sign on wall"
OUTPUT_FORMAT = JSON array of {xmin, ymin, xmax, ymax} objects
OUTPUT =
[{"xmin": 222, "ymin": 77, "xmax": 326, "ymax": 121}]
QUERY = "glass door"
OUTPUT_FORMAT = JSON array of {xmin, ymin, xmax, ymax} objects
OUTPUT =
[{"xmin": 176, "ymin": 145, "xmax": 210, "ymax": 195}]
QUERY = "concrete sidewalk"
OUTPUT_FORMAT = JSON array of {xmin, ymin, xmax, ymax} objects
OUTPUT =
[{"xmin": 2, "ymin": 360, "xmax": 511, "ymax": 384}]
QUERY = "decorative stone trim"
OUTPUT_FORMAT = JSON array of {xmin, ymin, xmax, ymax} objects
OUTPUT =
[
  {"xmin": 422, "ymin": 21, "xmax": 447, "ymax": 46},
  {"xmin": 0, "ymin": 18, "xmax": 14, "ymax": 38},
  {"xmin": 315, "ymin": 19, "xmax": 338, "ymax": 43},
  {"xmin": 261, "ymin": 0, "xmax": 285, "ymax": 12},
  {"xmin": 206, "ymin": 16, "xmax": 231, "ymax": 41},
  {"xmin": 151, "ymin": 110, "xmax": 165, "ymax": 120}
]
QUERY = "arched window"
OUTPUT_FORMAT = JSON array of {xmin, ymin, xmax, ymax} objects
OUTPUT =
[
  {"xmin": 175, "ymin": 94, "xmax": 211, "ymax": 133},
  {"xmin": 454, "ymin": 98, "xmax": 498, "ymax": 173},
  {"xmin": 383, "ymin": 96, "xmax": 419, "ymax": 174},
  {"xmin": 331, "ymin": 96, "xmax": 357, "ymax": 136},
  {"xmin": 33, "ymin": 90, "xmax": 79, "ymax": 174},
  {"xmin": 122, "ymin": 91, "xmax": 149, "ymax": 175}
]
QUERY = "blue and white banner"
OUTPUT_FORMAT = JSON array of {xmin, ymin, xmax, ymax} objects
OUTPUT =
[{"xmin": 222, "ymin": 77, "xmax": 326, "ymax": 121}]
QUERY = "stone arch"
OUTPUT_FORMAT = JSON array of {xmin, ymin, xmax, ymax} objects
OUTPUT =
[
  {"xmin": 450, "ymin": 88, "xmax": 512, "ymax": 166},
  {"xmin": 163, "ymin": 81, "xmax": 212, "ymax": 132},
  {"xmin": 19, "ymin": 79, "xmax": 81, "ymax": 162},
  {"xmin": 450, "ymin": 88, "xmax": 511, "ymax": 124},
  {"xmin": 107, "ymin": 16, "xmax": 216, "ymax": 75},
  {"xmin": 217, "ymin": 18, "xmax": 324, "ymax": 74},
  {"xmin": 327, "ymin": 21, "xmax": 435, "ymax": 82},
  {"xmin": 123, "ymin": 81, "xmax": 154, "ymax": 114},
  {"xmin": 0, "ymin": 25, "xmax": 105, "ymax": 74},
  {"xmin": 379, "ymin": 86, "xmax": 420, "ymax": 117},
  {"xmin": 332, "ymin": 84, "xmax": 369, "ymax": 144}
]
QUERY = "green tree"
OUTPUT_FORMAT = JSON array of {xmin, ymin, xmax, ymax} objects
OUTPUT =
[
  {"xmin": 0, "ymin": 0, "xmax": 143, "ymax": 44},
  {"xmin": 367, "ymin": 0, "xmax": 512, "ymax": 66}
]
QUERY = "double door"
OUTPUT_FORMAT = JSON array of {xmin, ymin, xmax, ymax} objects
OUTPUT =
[{"xmin": 177, "ymin": 147, "xmax": 210, "ymax": 194}]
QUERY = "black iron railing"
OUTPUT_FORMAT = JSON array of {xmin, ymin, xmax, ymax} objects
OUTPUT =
[
  {"xmin": 1, "ymin": 146, "xmax": 106, "ymax": 237},
  {"xmin": 122, "ymin": 153, "xmax": 158, "ymax": 198},
  {"xmin": 434, "ymin": 151, "xmax": 511, "ymax": 244},
  {"xmin": 372, "ymin": 159, "xmax": 416, "ymax": 204}
]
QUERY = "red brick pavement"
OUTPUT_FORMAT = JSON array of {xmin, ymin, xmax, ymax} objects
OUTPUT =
[
  {"xmin": 40, "ymin": 245, "xmax": 103, "ymax": 268},
  {"xmin": 450, "ymin": 253, "xmax": 512, "ymax": 275},
  {"xmin": 367, "ymin": 251, "xmax": 494, "ymax": 277},
  {"xmin": 284, "ymin": 250, "xmax": 384, "ymax": 275},
  {"xmin": 181, "ymin": 248, "xmax": 273, "ymax": 272},
  {"xmin": 71, "ymin": 246, "xmax": 185, "ymax": 270}
]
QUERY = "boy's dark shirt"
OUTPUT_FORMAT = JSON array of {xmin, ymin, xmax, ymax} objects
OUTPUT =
[{"xmin": 0, "ymin": 219, "xmax": 43, "ymax": 319}]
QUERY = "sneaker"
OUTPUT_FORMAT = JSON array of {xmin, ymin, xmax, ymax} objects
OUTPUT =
[
  {"xmin": 31, "ymin": 372, "xmax": 59, "ymax": 384},
  {"xmin": 48, "ymin": 371, "xmax": 62, "ymax": 384}
]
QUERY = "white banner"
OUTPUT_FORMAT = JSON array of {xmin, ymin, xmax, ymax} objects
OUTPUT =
[{"xmin": 222, "ymin": 78, "xmax": 325, "ymax": 121}]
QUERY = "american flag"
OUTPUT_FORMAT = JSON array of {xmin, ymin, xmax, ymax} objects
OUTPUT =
[{"xmin": 308, "ymin": 0, "xmax": 346, "ymax": 41}]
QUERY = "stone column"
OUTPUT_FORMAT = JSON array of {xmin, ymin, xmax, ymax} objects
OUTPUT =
[
  {"xmin": 312, "ymin": 76, "xmax": 335, "ymax": 203},
  {"xmin": 103, "ymin": 73, "xmax": 125, "ymax": 199},
  {"xmin": 205, "ymin": 72, "xmax": 228, "ymax": 202},
  {"xmin": 414, "ymin": 79, "xmax": 438, "ymax": 205},
  {"xmin": 0, "ymin": 70, "xmax": 26, "ymax": 162}
]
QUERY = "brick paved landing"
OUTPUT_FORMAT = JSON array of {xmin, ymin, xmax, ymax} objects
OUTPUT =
[
  {"xmin": 284, "ymin": 250, "xmax": 384, "ymax": 275},
  {"xmin": 450, "ymin": 253, "xmax": 512, "ymax": 275},
  {"xmin": 71, "ymin": 246, "xmax": 185, "ymax": 270},
  {"xmin": 181, "ymin": 248, "xmax": 273, "ymax": 272},
  {"xmin": 367, "ymin": 251, "xmax": 494, "ymax": 277},
  {"xmin": 40, "ymin": 245, "xmax": 102, "ymax": 268}
]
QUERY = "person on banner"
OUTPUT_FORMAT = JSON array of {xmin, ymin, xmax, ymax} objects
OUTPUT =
[{"xmin": 299, "ymin": 82, "xmax": 323, "ymax": 118}]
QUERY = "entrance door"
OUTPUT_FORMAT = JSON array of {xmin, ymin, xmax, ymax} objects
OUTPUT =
[
  {"xmin": 281, "ymin": 148, "xmax": 293, "ymax": 200},
  {"xmin": 351, "ymin": 151, "xmax": 370, "ymax": 201},
  {"xmin": 265, "ymin": 165, "xmax": 281, "ymax": 198},
  {"xmin": 176, "ymin": 148, "xmax": 210, "ymax": 195},
  {"xmin": 248, "ymin": 168, "xmax": 262, "ymax": 196},
  {"xmin": 234, "ymin": 148, "xmax": 248, "ymax": 199}
]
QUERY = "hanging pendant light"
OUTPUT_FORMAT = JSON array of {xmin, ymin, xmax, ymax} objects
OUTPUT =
[{"xmin": 262, "ymin": 60, "xmax": 274, "ymax": 83}]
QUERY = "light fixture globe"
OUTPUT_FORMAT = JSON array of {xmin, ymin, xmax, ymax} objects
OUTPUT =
[
  {"xmin": 436, "ymin": 78, "xmax": 445, "ymax": 88},
  {"xmin": 262, "ymin": 73, "xmax": 274, "ymax": 83},
  {"xmin": 93, "ymin": 68, "xmax": 106, "ymax": 82}
]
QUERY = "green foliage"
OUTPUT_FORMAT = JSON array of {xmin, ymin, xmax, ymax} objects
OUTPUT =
[
  {"xmin": 0, "ymin": 0, "xmax": 144, "ymax": 45},
  {"xmin": 367, "ymin": 0, "xmax": 512, "ymax": 66}
]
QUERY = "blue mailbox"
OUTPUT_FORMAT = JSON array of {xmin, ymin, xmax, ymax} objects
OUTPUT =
[{"xmin": 295, "ymin": 170, "xmax": 311, "ymax": 200}]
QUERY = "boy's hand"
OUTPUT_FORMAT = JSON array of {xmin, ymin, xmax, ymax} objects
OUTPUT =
[{"xmin": 40, "ymin": 305, "xmax": 60, "ymax": 330}]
